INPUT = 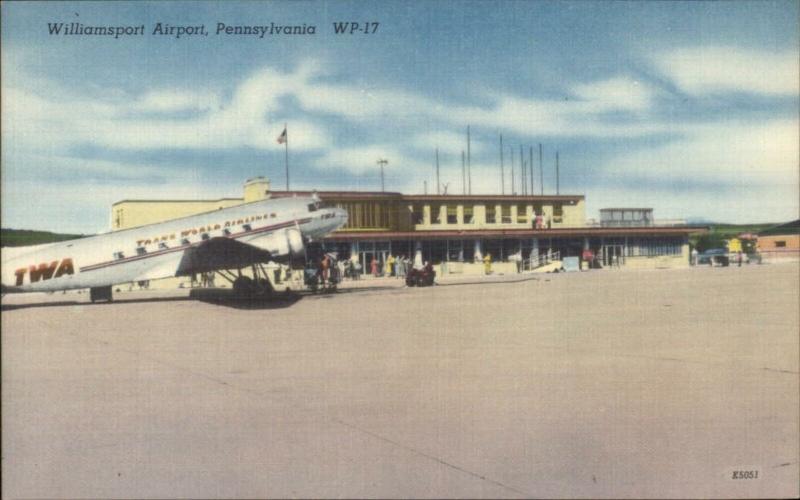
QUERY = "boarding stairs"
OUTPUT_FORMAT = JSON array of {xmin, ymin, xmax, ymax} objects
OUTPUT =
[{"xmin": 521, "ymin": 251, "xmax": 562, "ymax": 273}]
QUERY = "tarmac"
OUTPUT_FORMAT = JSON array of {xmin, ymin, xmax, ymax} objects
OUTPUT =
[{"xmin": 2, "ymin": 262, "xmax": 798, "ymax": 498}]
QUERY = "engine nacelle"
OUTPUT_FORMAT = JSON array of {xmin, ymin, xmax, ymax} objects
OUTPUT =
[{"xmin": 248, "ymin": 228, "xmax": 305, "ymax": 258}]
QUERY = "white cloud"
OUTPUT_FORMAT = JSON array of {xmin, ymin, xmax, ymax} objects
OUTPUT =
[
  {"xmin": 315, "ymin": 145, "xmax": 428, "ymax": 174},
  {"xmin": 571, "ymin": 76, "xmax": 655, "ymax": 112},
  {"xmin": 653, "ymin": 46, "xmax": 800, "ymax": 96},
  {"xmin": 1, "ymin": 65, "xmax": 330, "ymax": 153},
  {"xmin": 594, "ymin": 119, "xmax": 799, "ymax": 222},
  {"xmin": 136, "ymin": 89, "xmax": 221, "ymax": 113},
  {"xmin": 600, "ymin": 119, "xmax": 799, "ymax": 184},
  {"xmin": 410, "ymin": 130, "xmax": 485, "ymax": 156}
]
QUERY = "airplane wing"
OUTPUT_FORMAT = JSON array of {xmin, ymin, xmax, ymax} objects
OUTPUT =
[{"xmin": 174, "ymin": 237, "xmax": 274, "ymax": 277}]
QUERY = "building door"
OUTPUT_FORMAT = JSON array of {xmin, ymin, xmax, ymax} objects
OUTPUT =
[
  {"xmin": 603, "ymin": 245, "xmax": 625, "ymax": 267},
  {"xmin": 360, "ymin": 251, "xmax": 387, "ymax": 275}
]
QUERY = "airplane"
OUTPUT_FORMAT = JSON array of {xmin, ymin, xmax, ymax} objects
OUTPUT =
[{"xmin": 1, "ymin": 195, "xmax": 348, "ymax": 302}]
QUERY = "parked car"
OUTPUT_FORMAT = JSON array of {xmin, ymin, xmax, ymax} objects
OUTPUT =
[{"xmin": 698, "ymin": 248, "xmax": 730, "ymax": 266}]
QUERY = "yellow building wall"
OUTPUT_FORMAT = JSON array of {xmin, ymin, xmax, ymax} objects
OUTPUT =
[
  {"xmin": 560, "ymin": 199, "xmax": 585, "ymax": 228},
  {"xmin": 411, "ymin": 200, "xmax": 585, "ymax": 231},
  {"xmin": 112, "ymin": 199, "xmax": 243, "ymax": 230},
  {"xmin": 243, "ymin": 177, "xmax": 271, "ymax": 202},
  {"xmin": 623, "ymin": 243, "xmax": 690, "ymax": 269},
  {"xmin": 757, "ymin": 234, "xmax": 800, "ymax": 260}
]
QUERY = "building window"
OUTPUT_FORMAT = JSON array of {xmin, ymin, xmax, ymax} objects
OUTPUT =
[
  {"xmin": 486, "ymin": 206, "xmax": 497, "ymax": 224},
  {"xmin": 775, "ymin": 241, "xmax": 787, "ymax": 247},
  {"xmin": 447, "ymin": 240, "xmax": 463, "ymax": 261},
  {"xmin": 462, "ymin": 239, "xmax": 475, "ymax": 261},
  {"xmin": 136, "ymin": 247, "xmax": 147, "ymax": 256},
  {"xmin": 412, "ymin": 205, "xmax": 424, "ymax": 225},
  {"xmin": 431, "ymin": 204, "xmax": 443, "ymax": 224},
  {"xmin": 629, "ymin": 237, "xmax": 682, "ymax": 256},
  {"xmin": 446, "ymin": 206, "xmax": 457, "ymax": 224},
  {"xmin": 501, "ymin": 205, "xmax": 512, "ymax": 224},
  {"xmin": 516, "ymin": 204, "xmax": 527, "ymax": 223},
  {"xmin": 553, "ymin": 203, "xmax": 563, "ymax": 223},
  {"xmin": 463, "ymin": 206, "xmax": 474, "ymax": 224}
]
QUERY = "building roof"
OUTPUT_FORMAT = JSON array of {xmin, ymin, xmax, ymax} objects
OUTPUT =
[
  {"xmin": 270, "ymin": 190, "xmax": 584, "ymax": 202},
  {"xmin": 599, "ymin": 207, "xmax": 653, "ymax": 211},
  {"xmin": 270, "ymin": 190, "xmax": 404, "ymax": 200},
  {"xmin": 401, "ymin": 194, "xmax": 584, "ymax": 202},
  {"xmin": 112, "ymin": 198, "xmax": 243, "ymax": 206},
  {"xmin": 326, "ymin": 225, "xmax": 707, "ymax": 241}
]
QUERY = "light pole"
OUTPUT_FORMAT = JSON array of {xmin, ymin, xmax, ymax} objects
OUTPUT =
[{"xmin": 377, "ymin": 158, "xmax": 388, "ymax": 192}]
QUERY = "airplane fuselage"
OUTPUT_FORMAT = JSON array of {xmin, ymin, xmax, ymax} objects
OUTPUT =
[{"xmin": 2, "ymin": 197, "xmax": 347, "ymax": 294}]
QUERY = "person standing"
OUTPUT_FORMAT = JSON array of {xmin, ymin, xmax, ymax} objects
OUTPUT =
[
  {"xmin": 320, "ymin": 254, "xmax": 331, "ymax": 285},
  {"xmin": 691, "ymin": 247, "xmax": 699, "ymax": 266},
  {"xmin": 483, "ymin": 253, "xmax": 492, "ymax": 275},
  {"xmin": 386, "ymin": 254, "xmax": 396, "ymax": 277},
  {"xmin": 371, "ymin": 257, "xmax": 379, "ymax": 277}
]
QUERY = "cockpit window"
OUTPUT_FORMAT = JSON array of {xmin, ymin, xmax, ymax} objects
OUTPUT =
[{"xmin": 307, "ymin": 203, "xmax": 319, "ymax": 212}]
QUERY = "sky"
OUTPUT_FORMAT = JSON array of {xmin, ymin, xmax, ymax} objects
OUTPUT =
[{"xmin": 2, "ymin": 0, "xmax": 798, "ymax": 234}]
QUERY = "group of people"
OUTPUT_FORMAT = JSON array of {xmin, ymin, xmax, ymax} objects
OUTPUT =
[{"xmin": 369, "ymin": 254, "xmax": 412, "ymax": 278}]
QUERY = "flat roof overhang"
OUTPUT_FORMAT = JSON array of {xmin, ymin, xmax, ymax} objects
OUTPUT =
[
  {"xmin": 325, "ymin": 226, "xmax": 708, "ymax": 241},
  {"xmin": 401, "ymin": 194, "xmax": 584, "ymax": 202},
  {"xmin": 270, "ymin": 191, "xmax": 584, "ymax": 203}
]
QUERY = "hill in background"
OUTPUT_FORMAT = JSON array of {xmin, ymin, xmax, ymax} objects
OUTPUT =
[{"xmin": 1, "ymin": 228, "xmax": 86, "ymax": 247}]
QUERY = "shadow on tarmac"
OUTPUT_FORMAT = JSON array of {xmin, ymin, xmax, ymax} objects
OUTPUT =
[
  {"xmin": 1, "ymin": 289, "xmax": 304, "ymax": 311},
  {"xmin": 190, "ymin": 288, "xmax": 303, "ymax": 310}
]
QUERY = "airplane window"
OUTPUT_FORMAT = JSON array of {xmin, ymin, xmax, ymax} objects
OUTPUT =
[
  {"xmin": 113, "ymin": 251, "xmax": 125, "ymax": 260},
  {"xmin": 243, "ymin": 224, "xmax": 252, "ymax": 232},
  {"xmin": 136, "ymin": 247, "xmax": 147, "ymax": 256},
  {"xmin": 201, "ymin": 233, "xmax": 210, "ymax": 241},
  {"xmin": 158, "ymin": 242, "xmax": 169, "ymax": 250},
  {"xmin": 270, "ymin": 213, "xmax": 276, "ymax": 218},
  {"xmin": 181, "ymin": 238, "xmax": 190, "ymax": 246}
]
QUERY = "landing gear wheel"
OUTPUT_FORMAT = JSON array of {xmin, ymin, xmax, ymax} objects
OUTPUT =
[
  {"xmin": 232, "ymin": 276, "xmax": 254, "ymax": 297},
  {"xmin": 254, "ymin": 278, "xmax": 273, "ymax": 297}
]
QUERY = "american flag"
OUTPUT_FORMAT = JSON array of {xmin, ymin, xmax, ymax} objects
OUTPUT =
[{"xmin": 276, "ymin": 127, "xmax": 287, "ymax": 144}]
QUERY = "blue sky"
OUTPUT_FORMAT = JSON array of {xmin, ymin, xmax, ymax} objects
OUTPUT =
[{"xmin": 2, "ymin": 0, "xmax": 798, "ymax": 233}]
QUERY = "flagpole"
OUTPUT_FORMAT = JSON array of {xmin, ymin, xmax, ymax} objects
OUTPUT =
[
  {"xmin": 510, "ymin": 145, "xmax": 515, "ymax": 195},
  {"xmin": 520, "ymin": 145, "xmax": 525, "ymax": 196},
  {"xmin": 556, "ymin": 151, "xmax": 560, "ymax": 195},
  {"xmin": 499, "ymin": 134, "xmax": 504, "ymax": 195},
  {"xmin": 284, "ymin": 123, "xmax": 289, "ymax": 191},
  {"xmin": 539, "ymin": 143, "xmax": 543, "ymax": 195},
  {"xmin": 435, "ymin": 148, "xmax": 441, "ymax": 195},
  {"xmin": 467, "ymin": 125, "xmax": 472, "ymax": 195},
  {"xmin": 529, "ymin": 146, "xmax": 534, "ymax": 196},
  {"xmin": 461, "ymin": 150, "xmax": 466, "ymax": 195}
]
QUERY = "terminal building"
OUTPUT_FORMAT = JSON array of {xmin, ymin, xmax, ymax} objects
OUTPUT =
[{"xmin": 111, "ymin": 177, "xmax": 705, "ymax": 277}]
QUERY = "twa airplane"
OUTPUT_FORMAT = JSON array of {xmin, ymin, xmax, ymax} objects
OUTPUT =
[{"xmin": 1, "ymin": 195, "xmax": 348, "ymax": 302}]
